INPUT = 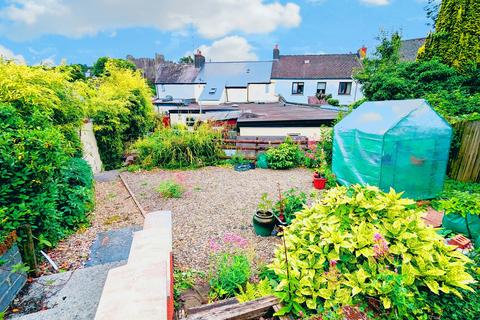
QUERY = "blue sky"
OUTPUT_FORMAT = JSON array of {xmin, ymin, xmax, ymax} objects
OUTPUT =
[{"xmin": 0, "ymin": 0, "xmax": 431, "ymax": 66}]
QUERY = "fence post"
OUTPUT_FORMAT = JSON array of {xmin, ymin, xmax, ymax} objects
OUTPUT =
[{"xmin": 18, "ymin": 225, "xmax": 38, "ymax": 276}]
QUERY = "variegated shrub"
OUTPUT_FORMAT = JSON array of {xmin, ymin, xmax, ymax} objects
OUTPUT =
[{"xmin": 270, "ymin": 185, "xmax": 475, "ymax": 318}]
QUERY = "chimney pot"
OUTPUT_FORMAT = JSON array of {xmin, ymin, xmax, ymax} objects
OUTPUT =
[
  {"xmin": 194, "ymin": 50, "xmax": 205, "ymax": 69},
  {"xmin": 273, "ymin": 44, "xmax": 280, "ymax": 60}
]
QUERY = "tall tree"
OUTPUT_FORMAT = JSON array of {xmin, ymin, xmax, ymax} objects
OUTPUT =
[{"xmin": 419, "ymin": 0, "xmax": 480, "ymax": 70}]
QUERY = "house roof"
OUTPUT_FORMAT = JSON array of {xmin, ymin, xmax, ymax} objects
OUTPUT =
[
  {"xmin": 155, "ymin": 62, "xmax": 200, "ymax": 84},
  {"xmin": 399, "ymin": 38, "xmax": 426, "ymax": 62},
  {"xmin": 198, "ymin": 61, "xmax": 273, "ymax": 101},
  {"xmin": 237, "ymin": 102, "xmax": 338, "ymax": 126},
  {"xmin": 271, "ymin": 54, "xmax": 362, "ymax": 79}
]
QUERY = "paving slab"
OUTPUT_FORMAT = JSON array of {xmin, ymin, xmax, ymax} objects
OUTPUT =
[
  {"xmin": 85, "ymin": 226, "xmax": 141, "ymax": 267},
  {"xmin": 7, "ymin": 261, "xmax": 125, "ymax": 320}
]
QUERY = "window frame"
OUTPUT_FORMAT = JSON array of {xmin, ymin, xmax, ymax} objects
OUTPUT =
[
  {"xmin": 291, "ymin": 82, "xmax": 304, "ymax": 95},
  {"xmin": 316, "ymin": 82, "xmax": 327, "ymax": 95},
  {"xmin": 338, "ymin": 82, "xmax": 352, "ymax": 95}
]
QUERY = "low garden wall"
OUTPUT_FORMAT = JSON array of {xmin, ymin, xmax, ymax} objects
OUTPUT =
[{"xmin": 0, "ymin": 244, "xmax": 27, "ymax": 312}]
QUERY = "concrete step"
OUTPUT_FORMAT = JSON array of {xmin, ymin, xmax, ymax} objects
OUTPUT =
[
  {"xmin": 7, "ymin": 261, "xmax": 125, "ymax": 320},
  {"xmin": 94, "ymin": 263, "xmax": 168, "ymax": 320}
]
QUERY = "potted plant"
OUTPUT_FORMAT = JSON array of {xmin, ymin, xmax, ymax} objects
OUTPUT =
[
  {"xmin": 313, "ymin": 168, "xmax": 328, "ymax": 190},
  {"xmin": 253, "ymin": 193, "xmax": 275, "ymax": 236}
]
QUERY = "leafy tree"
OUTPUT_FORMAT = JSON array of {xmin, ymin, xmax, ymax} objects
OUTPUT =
[
  {"xmin": 91, "ymin": 56, "xmax": 136, "ymax": 77},
  {"xmin": 86, "ymin": 61, "xmax": 155, "ymax": 169},
  {"xmin": 419, "ymin": 0, "xmax": 480, "ymax": 70},
  {"xmin": 179, "ymin": 55, "xmax": 194, "ymax": 64}
]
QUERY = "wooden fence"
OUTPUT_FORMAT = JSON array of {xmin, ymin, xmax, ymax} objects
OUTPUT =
[
  {"xmin": 220, "ymin": 136, "xmax": 308, "ymax": 160},
  {"xmin": 449, "ymin": 121, "xmax": 480, "ymax": 182}
]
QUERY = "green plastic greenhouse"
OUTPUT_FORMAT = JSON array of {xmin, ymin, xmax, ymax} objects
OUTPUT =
[{"xmin": 332, "ymin": 99, "xmax": 452, "ymax": 200}]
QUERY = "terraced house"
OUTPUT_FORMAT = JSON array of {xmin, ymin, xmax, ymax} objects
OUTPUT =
[{"xmin": 271, "ymin": 45, "xmax": 364, "ymax": 105}]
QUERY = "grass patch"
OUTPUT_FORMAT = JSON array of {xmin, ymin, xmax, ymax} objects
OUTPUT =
[{"xmin": 157, "ymin": 180, "xmax": 185, "ymax": 199}]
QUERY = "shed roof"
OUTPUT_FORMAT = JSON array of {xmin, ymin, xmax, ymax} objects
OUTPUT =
[
  {"xmin": 271, "ymin": 54, "xmax": 362, "ymax": 79},
  {"xmin": 335, "ymin": 99, "xmax": 450, "ymax": 135}
]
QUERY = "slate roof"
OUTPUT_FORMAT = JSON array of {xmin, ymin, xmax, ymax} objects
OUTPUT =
[
  {"xmin": 155, "ymin": 63, "xmax": 200, "ymax": 84},
  {"xmin": 198, "ymin": 61, "xmax": 273, "ymax": 101},
  {"xmin": 271, "ymin": 54, "xmax": 362, "ymax": 79},
  {"xmin": 399, "ymin": 38, "xmax": 426, "ymax": 62}
]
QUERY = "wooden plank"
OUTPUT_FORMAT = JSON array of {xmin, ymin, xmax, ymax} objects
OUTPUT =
[
  {"xmin": 119, "ymin": 173, "xmax": 146, "ymax": 218},
  {"xmin": 186, "ymin": 296, "xmax": 279, "ymax": 320},
  {"xmin": 187, "ymin": 298, "xmax": 238, "ymax": 315}
]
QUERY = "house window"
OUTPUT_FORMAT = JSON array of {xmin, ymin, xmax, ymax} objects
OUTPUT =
[
  {"xmin": 292, "ymin": 82, "xmax": 304, "ymax": 95},
  {"xmin": 209, "ymin": 88, "xmax": 217, "ymax": 95},
  {"xmin": 338, "ymin": 82, "xmax": 352, "ymax": 95},
  {"xmin": 185, "ymin": 116, "xmax": 196, "ymax": 127},
  {"xmin": 316, "ymin": 82, "xmax": 326, "ymax": 94}
]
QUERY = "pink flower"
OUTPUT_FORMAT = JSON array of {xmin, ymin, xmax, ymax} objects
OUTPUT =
[
  {"xmin": 209, "ymin": 239, "xmax": 220, "ymax": 252},
  {"xmin": 329, "ymin": 260, "xmax": 338, "ymax": 268},
  {"xmin": 373, "ymin": 233, "xmax": 389, "ymax": 258}
]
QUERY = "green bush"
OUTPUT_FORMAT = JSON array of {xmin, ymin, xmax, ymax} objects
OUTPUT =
[
  {"xmin": 273, "ymin": 189, "xmax": 307, "ymax": 225},
  {"xmin": 157, "ymin": 180, "xmax": 185, "ymax": 199},
  {"xmin": 236, "ymin": 279, "xmax": 274, "ymax": 303},
  {"xmin": 266, "ymin": 138, "xmax": 303, "ymax": 170},
  {"xmin": 88, "ymin": 61, "xmax": 156, "ymax": 169},
  {"xmin": 270, "ymin": 185, "xmax": 474, "ymax": 318},
  {"xmin": 424, "ymin": 251, "xmax": 480, "ymax": 320},
  {"xmin": 327, "ymin": 98, "xmax": 340, "ymax": 106},
  {"xmin": 209, "ymin": 252, "xmax": 251, "ymax": 300},
  {"xmin": 0, "ymin": 105, "xmax": 94, "ymax": 249},
  {"xmin": 134, "ymin": 124, "xmax": 223, "ymax": 169}
]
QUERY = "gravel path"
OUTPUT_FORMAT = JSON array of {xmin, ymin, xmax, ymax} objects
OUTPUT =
[{"xmin": 121, "ymin": 166, "xmax": 313, "ymax": 272}]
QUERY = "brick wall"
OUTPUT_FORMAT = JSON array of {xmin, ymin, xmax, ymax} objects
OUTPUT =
[{"xmin": 0, "ymin": 244, "xmax": 27, "ymax": 312}]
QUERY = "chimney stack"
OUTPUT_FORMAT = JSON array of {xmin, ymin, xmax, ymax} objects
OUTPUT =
[
  {"xmin": 194, "ymin": 50, "xmax": 205, "ymax": 69},
  {"xmin": 273, "ymin": 44, "xmax": 280, "ymax": 60}
]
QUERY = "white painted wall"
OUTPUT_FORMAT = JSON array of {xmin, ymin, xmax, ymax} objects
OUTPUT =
[
  {"xmin": 156, "ymin": 84, "xmax": 205, "ymax": 100},
  {"xmin": 240, "ymin": 126, "xmax": 323, "ymax": 140},
  {"xmin": 226, "ymin": 88, "xmax": 247, "ymax": 102},
  {"xmin": 248, "ymin": 83, "xmax": 278, "ymax": 103},
  {"xmin": 80, "ymin": 120, "xmax": 103, "ymax": 174},
  {"xmin": 273, "ymin": 79, "xmax": 363, "ymax": 105}
]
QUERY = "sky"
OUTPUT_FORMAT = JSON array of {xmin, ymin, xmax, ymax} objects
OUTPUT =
[{"xmin": 0, "ymin": 0, "xmax": 432, "ymax": 66}]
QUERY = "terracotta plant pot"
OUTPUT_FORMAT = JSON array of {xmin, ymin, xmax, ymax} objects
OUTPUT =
[
  {"xmin": 313, "ymin": 175, "xmax": 327, "ymax": 190},
  {"xmin": 253, "ymin": 211, "xmax": 275, "ymax": 237}
]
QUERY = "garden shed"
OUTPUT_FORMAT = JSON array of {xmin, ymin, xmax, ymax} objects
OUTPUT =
[{"xmin": 332, "ymin": 99, "xmax": 452, "ymax": 199}]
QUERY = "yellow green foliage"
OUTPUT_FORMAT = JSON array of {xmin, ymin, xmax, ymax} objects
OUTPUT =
[
  {"xmin": 270, "ymin": 185, "xmax": 475, "ymax": 318},
  {"xmin": 0, "ymin": 59, "xmax": 84, "ymax": 126},
  {"xmin": 236, "ymin": 279, "xmax": 274, "ymax": 303},
  {"xmin": 85, "ymin": 61, "xmax": 156, "ymax": 168},
  {"xmin": 420, "ymin": 0, "xmax": 480, "ymax": 70}
]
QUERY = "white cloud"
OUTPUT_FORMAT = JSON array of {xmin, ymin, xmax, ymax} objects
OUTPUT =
[
  {"xmin": 196, "ymin": 36, "xmax": 258, "ymax": 61},
  {"xmin": 0, "ymin": 0, "xmax": 301, "ymax": 40},
  {"xmin": 359, "ymin": 0, "xmax": 391, "ymax": 5},
  {"xmin": 0, "ymin": 44, "xmax": 26, "ymax": 64}
]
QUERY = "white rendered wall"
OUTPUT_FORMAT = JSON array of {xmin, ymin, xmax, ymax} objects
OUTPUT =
[
  {"xmin": 248, "ymin": 83, "xmax": 278, "ymax": 103},
  {"xmin": 273, "ymin": 79, "xmax": 363, "ymax": 105},
  {"xmin": 226, "ymin": 88, "xmax": 248, "ymax": 102},
  {"xmin": 156, "ymin": 84, "xmax": 205, "ymax": 101},
  {"xmin": 239, "ymin": 126, "xmax": 323, "ymax": 140}
]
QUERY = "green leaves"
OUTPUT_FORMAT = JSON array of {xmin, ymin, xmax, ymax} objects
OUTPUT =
[
  {"xmin": 266, "ymin": 137, "xmax": 303, "ymax": 170},
  {"xmin": 269, "ymin": 185, "xmax": 475, "ymax": 318}
]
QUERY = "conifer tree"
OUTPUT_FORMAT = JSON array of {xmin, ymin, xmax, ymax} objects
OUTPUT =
[{"xmin": 419, "ymin": 0, "xmax": 480, "ymax": 70}]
